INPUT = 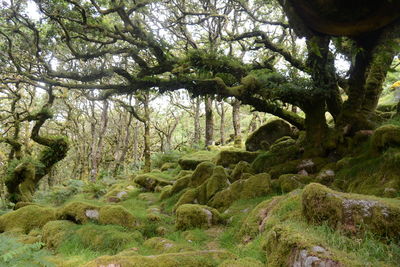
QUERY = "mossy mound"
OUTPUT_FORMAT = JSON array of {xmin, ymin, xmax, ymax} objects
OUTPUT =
[
  {"xmin": 174, "ymin": 188, "xmax": 199, "ymax": 211},
  {"xmin": 214, "ymin": 149, "xmax": 259, "ymax": 167},
  {"xmin": 134, "ymin": 173, "xmax": 173, "ymax": 192},
  {"xmin": 203, "ymin": 166, "xmax": 230, "ymax": 201},
  {"xmin": 251, "ymin": 146, "xmax": 300, "ymax": 173},
  {"xmin": 268, "ymin": 136, "xmax": 296, "ymax": 153},
  {"xmin": 161, "ymin": 162, "xmax": 178, "ymax": 171},
  {"xmin": 175, "ymin": 204, "xmax": 222, "ymax": 230},
  {"xmin": 302, "ymin": 183, "xmax": 400, "ymax": 239},
  {"xmin": 104, "ymin": 182, "xmax": 137, "ymax": 202},
  {"xmin": 371, "ymin": 124, "xmax": 400, "ymax": 152},
  {"xmin": 98, "ymin": 205, "xmax": 137, "ymax": 229},
  {"xmin": 178, "ymin": 151, "xmax": 218, "ymax": 170},
  {"xmin": 230, "ymin": 161, "xmax": 254, "ymax": 182},
  {"xmin": 218, "ymin": 257, "xmax": 264, "ymax": 267},
  {"xmin": 278, "ymin": 174, "xmax": 314, "ymax": 193},
  {"xmin": 143, "ymin": 237, "xmax": 192, "ymax": 254},
  {"xmin": 42, "ymin": 220, "xmax": 76, "ymax": 249},
  {"xmin": 57, "ymin": 201, "xmax": 99, "ymax": 224},
  {"xmin": 160, "ymin": 185, "xmax": 173, "ymax": 200},
  {"xmin": 209, "ymin": 173, "xmax": 272, "ymax": 210},
  {"xmin": 170, "ymin": 174, "xmax": 191, "ymax": 195},
  {"xmin": 84, "ymin": 250, "xmax": 234, "ymax": 267},
  {"xmin": 189, "ymin": 161, "xmax": 215, "ymax": 187},
  {"xmin": 264, "ymin": 224, "xmax": 348, "ymax": 266},
  {"xmin": 13, "ymin": 201, "xmax": 42, "ymax": 210},
  {"xmin": 0, "ymin": 205, "xmax": 56, "ymax": 233},
  {"xmin": 245, "ymin": 119, "xmax": 293, "ymax": 151}
]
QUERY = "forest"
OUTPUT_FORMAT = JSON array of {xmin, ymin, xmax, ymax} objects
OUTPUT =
[{"xmin": 0, "ymin": 0, "xmax": 399, "ymax": 266}]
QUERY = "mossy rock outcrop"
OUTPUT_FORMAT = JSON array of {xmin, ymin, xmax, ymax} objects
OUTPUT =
[
  {"xmin": 98, "ymin": 205, "xmax": 137, "ymax": 229},
  {"xmin": 178, "ymin": 151, "xmax": 218, "ymax": 170},
  {"xmin": 143, "ymin": 237, "xmax": 192, "ymax": 254},
  {"xmin": 302, "ymin": 183, "xmax": 400, "ymax": 239},
  {"xmin": 264, "ymin": 224, "xmax": 349, "ymax": 267},
  {"xmin": 230, "ymin": 161, "xmax": 254, "ymax": 182},
  {"xmin": 175, "ymin": 204, "xmax": 222, "ymax": 230},
  {"xmin": 0, "ymin": 205, "xmax": 56, "ymax": 233},
  {"xmin": 251, "ymin": 146, "xmax": 300, "ymax": 173},
  {"xmin": 245, "ymin": 119, "xmax": 293, "ymax": 151},
  {"xmin": 160, "ymin": 162, "xmax": 178, "ymax": 171},
  {"xmin": 371, "ymin": 124, "xmax": 400, "ymax": 152},
  {"xmin": 134, "ymin": 173, "xmax": 173, "ymax": 191},
  {"xmin": 209, "ymin": 173, "xmax": 272, "ymax": 210},
  {"xmin": 170, "ymin": 174, "xmax": 191, "ymax": 195},
  {"xmin": 174, "ymin": 188, "xmax": 199, "ymax": 211},
  {"xmin": 214, "ymin": 149, "xmax": 260, "ymax": 167},
  {"xmin": 42, "ymin": 220, "xmax": 76, "ymax": 249},
  {"xmin": 189, "ymin": 161, "xmax": 215, "ymax": 187},
  {"xmin": 84, "ymin": 250, "xmax": 234, "ymax": 267},
  {"xmin": 278, "ymin": 174, "xmax": 314, "ymax": 193},
  {"xmin": 160, "ymin": 185, "xmax": 173, "ymax": 200}
]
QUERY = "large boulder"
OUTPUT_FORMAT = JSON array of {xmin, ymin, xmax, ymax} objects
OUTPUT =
[
  {"xmin": 175, "ymin": 204, "xmax": 222, "ymax": 230},
  {"xmin": 209, "ymin": 173, "xmax": 272, "ymax": 210},
  {"xmin": 134, "ymin": 173, "xmax": 173, "ymax": 191},
  {"xmin": 230, "ymin": 161, "xmax": 254, "ymax": 182},
  {"xmin": 98, "ymin": 205, "xmax": 137, "ymax": 229},
  {"xmin": 0, "ymin": 205, "xmax": 56, "ymax": 233},
  {"xmin": 178, "ymin": 151, "xmax": 217, "ymax": 170},
  {"xmin": 189, "ymin": 161, "xmax": 215, "ymax": 187},
  {"xmin": 245, "ymin": 119, "xmax": 293, "ymax": 151},
  {"xmin": 214, "ymin": 150, "xmax": 260, "ymax": 167},
  {"xmin": 302, "ymin": 183, "xmax": 400, "ymax": 239},
  {"xmin": 371, "ymin": 124, "xmax": 400, "ymax": 152}
]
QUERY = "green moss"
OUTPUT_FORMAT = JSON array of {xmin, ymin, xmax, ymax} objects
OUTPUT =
[
  {"xmin": 371, "ymin": 124, "xmax": 400, "ymax": 152},
  {"xmin": 143, "ymin": 237, "xmax": 192, "ymax": 254},
  {"xmin": 245, "ymin": 119, "xmax": 293, "ymax": 151},
  {"xmin": 205, "ymin": 166, "xmax": 230, "ymax": 201},
  {"xmin": 98, "ymin": 205, "xmax": 137, "ymax": 229},
  {"xmin": 174, "ymin": 188, "xmax": 199, "ymax": 211},
  {"xmin": 178, "ymin": 151, "xmax": 218, "ymax": 170},
  {"xmin": 268, "ymin": 160, "xmax": 301, "ymax": 179},
  {"xmin": 160, "ymin": 162, "xmax": 178, "ymax": 171},
  {"xmin": 84, "ymin": 250, "xmax": 234, "ymax": 267},
  {"xmin": 160, "ymin": 185, "xmax": 173, "ymax": 200},
  {"xmin": 0, "ymin": 205, "xmax": 55, "ymax": 233},
  {"xmin": 214, "ymin": 149, "xmax": 260, "ymax": 167},
  {"xmin": 269, "ymin": 136, "xmax": 296, "ymax": 154},
  {"xmin": 209, "ymin": 173, "xmax": 272, "ymax": 211},
  {"xmin": 175, "ymin": 204, "xmax": 222, "ymax": 230},
  {"xmin": 170, "ymin": 174, "xmax": 191, "ymax": 195},
  {"xmin": 230, "ymin": 161, "xmax": 254, "ymax": 182},
  {"xmin": 302, "ymin": 183, "xmax": 400, "ymax": 239},
  {"xmin": 134, "ymin": 172, "xmax": 174, "ymax": 192},
  {"xmin": 42, "ymin": 220, "xmax": 77, "ymax": 249},
  {"xmin": 189, "ymin": 161, "xmax": 215, "ymax": 187},
  {"xmin": 278, "ymin": 174, "xmax": 314, "ymax": 193},
  {"xmin": 219, "ymin": 257, "xmax": 264, "ymax": 267},
  {"xmin": 57, "ymin": 201, "xmax": 99, "ymax": 224}
]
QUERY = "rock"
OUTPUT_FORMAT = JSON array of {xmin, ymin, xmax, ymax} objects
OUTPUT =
[
  {"xmin": 13, "ymin": 202, "xmax": 41, "ymax": 210},
  {"xmin": 230, "ymin": 161, "xmax": 254, "ymax": 182},
  {"xmin": 204, "ymin": 166, "xmax": 230, "ymax": 201},
  {"xmin": 161, "ymin": 162, "xmax": 178, "ymax": 171},
  {"xmin": 174, "ymin": 188, "xmax": 199, "ymax": 211},
  {"xmin": 278, "ymin": 174, "xmax": 314, "ymax": 193},
  {"xmin": 383, "ymin": 188, "xmax": 398, "ymax": 198},
  {"xmin": 245, "ymin": 119, "xmax": 293, "ymax": 151},
  {"xmin": 0, "ymin": 205, "xmax": 56, "ymax": 234},
  {"xmin": 178, "ymin": 151, "xmax": 217, "ymax": 170},
  {"xmin": 269, "ymin": 136, "xmax": 296, "ymax": 153},
  {"xmin": 84, "ymin": 250, "xmax": 234, "ymax": 267},
  {"xmin": 42, "ymin": 220, "xmax": 76, "ymax": 249},
  {"xmin": 175, "ymin": 204, "xmax": 222, "ymax": 230},
  {"xmin": 160, "ymin": 185, "xmax": 173, "ymax": 200},
  {"xmin": 302, "ymin": 183, "xmax": 400, "ymax": 239},
  {"xmin": 170, "ymin": 174, "xmax": 191, "ymax": 195},
  {"xmin": 134, "ymin": 173, "xmax": 173, "ymax": 192},
  {"xmin": 189, "ymin": 161, "xmax": 215, "ymax": 187},
  {"xmin": 371, "ymin": 124, "xmax": 400, "ymax": 152},
  {"xmin": 209, "ymin": 173, "xmax": 272, "ymax": 210},
  {"xmin": 214, "ymin": 150, "xmax": 260, "ymax": 167},
  {"xmin": 57, "ymin": 201, "xmax": 99, "ymax": 224},
  {"xmin": 296, "ymin": 157, "xmax": 327, "ymax": 174},
  {"xmin": 98, "ymin": 205, "xmax": 137, "ymax": 229}
]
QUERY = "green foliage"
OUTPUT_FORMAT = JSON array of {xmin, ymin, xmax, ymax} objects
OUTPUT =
[
  {"xmin": 83, "ymin": 182, "xmax": 108, "ymax": 199},
  {"xmin": 35, "ymin": 179, "xmax": 85, "ymax": 205},
  {"xmin": 151, "ymin": 150, "xmax": 184, "ymax": 169},
  {"xmin": 0, "ymin": 235, "xmax": 54, "ymax": 267}
]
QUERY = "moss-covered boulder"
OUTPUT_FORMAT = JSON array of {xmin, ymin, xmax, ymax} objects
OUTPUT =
[
  {"xmin": 98, "ymin": 205, "xmax": 137, "ymax": 229},
  {"xmin": 264, "ymin": 224, "xmax": 347, "ymax": 266},
  {"xmin": 251, "ymin": 145, "xmax": 300, "ymax": 173},
  {"xmin": 302, "ymin": 183, "xmax": 400, "ymax": 239},
  {"xmin": 230, "ymin": 161, "xmax": 254, "ymax": 182},
  {"xmin": 189, "ymin": 161, "xmax": 215, "ymax": 187},
  {"xmin": 218, "ymin": 258, "xmax": 264, "ymax": 267},
  {"xmin": 245, "ymin": 119, "xmax": 293, "ymax": 151},
  {"xmin": 267, "ymin": 160, "xmax": 301, "ymax": 179},
  {"xmin": 170, "ymin": 174, "xmax": 191, "ymax": 195},
  {"xmin": 42, "ymin": 220, "xmax": 76, "ymax": 249},
  {"xmin": 175, "ymin": 204, "xmax": 222, "ymax": 230},
  {"xmin": 160, "ymin": 185, "xmax": 173, "ymax": 200},
  {"xmin": 0, "ymin": 205, "xmax": 56, "ymax": 233},
  {"xmin": 84, "ymin": 250, "xmax": 234, "ymax": 267},
  {"xmin": 143, "ymin": 237, "xmax": 192, "ymax": 254},
  {"xmin": 268, "ymin": 136, "xmax": 296, "ymax": 153},
  {"xmin": 371, "ymin": 124, "xmax": 400, "ymax": 152},
  {"xmin": 134, "ymin": 173, "xmax": 173, "ymax": 191},
  {"xmin": 178, "ymin": 151, "xmax": 217, "ymax": 170},
  {"xmin": 161, "ymin": 162, "xmax": 178, "ymax": 171},
  {"xmin": 209, "ymin": 173, "xmax": 272, "ymax": 210},
  {"xmin": 214, "ymin": 150, "xmax": 260, "ymax": 167},
  {"xmin": 57, "ymin": 201, "xmax": 99, "ymax": 224},
  {"xmin": 278, "ymin": 174, "xmax": 314, "ymax": 193},
  {"xmin": 174, "ymin": 188, "xmax": 199, "ymax": 211},
  {"xmin": 205, "ymin": 166, "xmax": 230, "ymax": 201}
]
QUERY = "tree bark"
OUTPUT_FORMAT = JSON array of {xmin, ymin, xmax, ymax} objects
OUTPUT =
[
  {"xmin": 194, "ymin": 97, "xmax": 201, "ymax": 144},
  {"xmin": 205, "ymin": 96, "xmax": 214, "ymax": 147}
]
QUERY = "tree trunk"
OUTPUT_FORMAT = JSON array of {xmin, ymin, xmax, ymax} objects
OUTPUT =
[
  {"xmin": 143, "ymin": 93, "xmax": 151, "ymax": 173},
  {"xmin": 194, "ymin": 97, "xmax": 201, "ymax": 144},
  {"xmin": 205, "ymin": 96, "xmax": 214, "ymax": 147},
  {"xmin": 113, "ymin": 113, "xmax": 133, "ymax": 175}
]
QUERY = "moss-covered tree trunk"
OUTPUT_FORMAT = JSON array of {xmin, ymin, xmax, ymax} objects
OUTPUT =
[
  {"xmin": 205, "ymin": 96, "xmax": 214, "ymax": 147},
  {"xmin": 194, "ymin": 97, "xmax": 201, "ymax": 145},
  {"xmin": 143, "ymin": 92, "xmax": 151, "ymax": 173}
]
